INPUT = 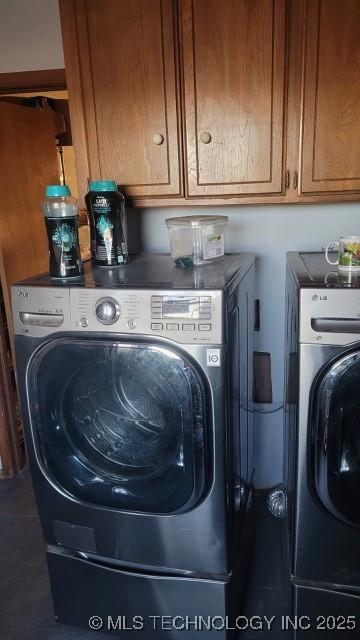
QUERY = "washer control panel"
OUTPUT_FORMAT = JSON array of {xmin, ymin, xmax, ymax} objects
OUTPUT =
[
  {"xmin": 70, "ymin": 289, "xmax": 222, "ymax": 344},
  {"xmin": 12, "ymin": 287, "xmax": 223, "ymax": 343},
  {"xmin": 151, "ymin": 295, "xmax": 212, "ymax": 321}
]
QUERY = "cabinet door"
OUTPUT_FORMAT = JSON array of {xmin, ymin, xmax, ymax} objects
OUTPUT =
[
  {"xmin": 181, "ymin": 0, "xmax": 286, "ymax": 197},
  {"xmin": 301, "ymin": 0, "xmax": 360, "ymax": 194},
  {"xmin": 60, "ymin": 0, "xmax": 182, "ymax": 201}
]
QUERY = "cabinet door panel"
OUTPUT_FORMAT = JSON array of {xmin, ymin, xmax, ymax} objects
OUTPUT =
[
  {"xmin": 181, "ymin": 0, "xmax": 286, "ymax": 197},
  {"xmin": 65, "ymin": 0, "xmax": 181, "ymax": 199},
  {"xmin": 301, "ymin": 0, "xmax": 360, "ymax": 194}
]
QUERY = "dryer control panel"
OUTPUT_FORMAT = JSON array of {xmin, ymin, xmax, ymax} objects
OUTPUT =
[{"xmin": 300, "ymin": 288, "xmax": 360, "ymax": 345}]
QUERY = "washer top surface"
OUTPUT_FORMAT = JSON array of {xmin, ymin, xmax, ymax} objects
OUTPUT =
[
  {"xmin": 15, "ymin": 253, "xmax": 254, "ymax": 291},
  {"xmin": 287, "ymin": 251, "xmax": 360, "ymax": 289}
]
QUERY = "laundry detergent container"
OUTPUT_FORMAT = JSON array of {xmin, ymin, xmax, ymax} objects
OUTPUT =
[{"xmin": 165, "ymin": 215, "xmax": 228, "ymax": 266}]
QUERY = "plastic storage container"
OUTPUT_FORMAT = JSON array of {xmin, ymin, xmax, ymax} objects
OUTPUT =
[{"xmin": 165, "ymin": 215, "xmax": 228, "ymax": 266}]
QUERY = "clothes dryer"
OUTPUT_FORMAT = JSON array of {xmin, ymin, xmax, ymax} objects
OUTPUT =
[{"xmin": 285, "ymin": 252, "xmax": 360, "ymax": 639}]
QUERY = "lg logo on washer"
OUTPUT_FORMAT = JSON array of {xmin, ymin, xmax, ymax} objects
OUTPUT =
[
  {"xmin": 207, "ymin": 349, "xmax": 221, "ymax": 367},
  {"xmin": 17, "ymin": 290, "xmax": 29, "ymax": 299}
]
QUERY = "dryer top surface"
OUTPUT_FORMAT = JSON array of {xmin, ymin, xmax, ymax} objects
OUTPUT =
[{"xmin": 287, "ymin": 252, "xmax": 360, "ymax": 289}]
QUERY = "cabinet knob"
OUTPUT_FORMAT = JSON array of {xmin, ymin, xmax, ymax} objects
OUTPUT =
[
  {"xmin": 152, "ymin": 133, "xmax": 164, "ymax": 145},
  {"xmin": 200, "ymin": 131, "xmax": 212, "ymax": 144}
]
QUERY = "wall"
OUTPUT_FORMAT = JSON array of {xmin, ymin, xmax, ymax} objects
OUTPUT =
[
  {"xmin": 137, "ymin": 202, "xmax": 360, "ymax": 486},
  {"xmin": 0, "ymin": 0, "xmax": 64, "ymax": 72}
]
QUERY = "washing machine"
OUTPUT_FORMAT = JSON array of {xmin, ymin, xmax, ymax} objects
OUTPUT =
[
  {"xmin": 284, "ymin": 252, "xmax": 360, "ymax": 639},
  {"xmin": 12, "ymin": 253, "xmax": 255, "ymax": 638}
]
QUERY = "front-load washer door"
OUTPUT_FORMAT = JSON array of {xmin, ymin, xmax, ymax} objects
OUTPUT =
[
  {"xmin": 311, "ymin": 349, "xmax": 360, "ymax": 527},
  {"xmin": 27, "ymin": 338, "xmax": 209, "ymax": 514}
]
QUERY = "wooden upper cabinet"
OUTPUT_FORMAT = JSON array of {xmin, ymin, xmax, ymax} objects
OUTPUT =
[
  {"xmin": 61, "ymin": 0, "xmax": 360, "ymax": 207},
  {"xmin": 60, "ymin": 0, "xmax": 182, "ymax": 201},
  {"xmin": 300, "ymin": 0, "xmax": 360, "ymax": 195},
  {"xmin": 180, "ymin": 0, "xmax": 287, "ymax": 197}
]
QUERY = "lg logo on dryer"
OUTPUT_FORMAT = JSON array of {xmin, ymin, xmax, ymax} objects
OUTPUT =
[
  {"xmin": 17, "ymin": 290, "xmax": 29, "ymax": 298},
  {"xmin": 312, "ymin": 294, "xmax": 327, "ymax": 301}
]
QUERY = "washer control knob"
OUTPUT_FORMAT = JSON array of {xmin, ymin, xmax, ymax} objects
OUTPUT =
[
  {"xmin": 80, "ymin": 317, "xmax": 88, "ymax": 328},
  {"xmin": 95, "ymin": 297, "xmax": 120, "ymax": 325}
]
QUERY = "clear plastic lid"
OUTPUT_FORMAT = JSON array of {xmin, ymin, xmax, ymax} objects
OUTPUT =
[
  {"xmin": 165, "ymin": 215, "xmax": 229, "ymax": 227},
  {"xmin": 42, "ymin": 184, "xmax": 78, "ymax": 218},
  {"xmin": 42, "ymin": 198, "xmax": 78, "ymax": 219}
]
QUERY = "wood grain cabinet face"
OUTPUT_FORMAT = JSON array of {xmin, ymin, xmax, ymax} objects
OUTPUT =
[
  {"xmin": 181, "ymin": 0, "xmax": 287, "ymax": 197},
  {"xmin": 301, "ymin": 0, "xmax": 360, "ymax": 194},
  {"xmin": 62, "ymin": 0, "xmax": 182, "ymax": 199}
]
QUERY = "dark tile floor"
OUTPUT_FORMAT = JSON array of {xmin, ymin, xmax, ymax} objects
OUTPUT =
[
  {"xmin": 0, "ymin": 472, "xmax": 286, "ymax": 639},
  {"xmin": 241, "ymin": 496, "xmax": 288, "ymax": 639}
]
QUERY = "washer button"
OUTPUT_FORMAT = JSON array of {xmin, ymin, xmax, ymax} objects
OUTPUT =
[
  {"xmin": 166, "ymin": 323, "xmax": 179, "ymax": 331},
  {"xmin": 80, "ymin": 317, "xmax": 88, "ymax": 328},
  {"xmin": 127, "ymin": 319, "xmax": 137, "ymax": 329},
  {"xmin": 199, "ymin": 323, "xmax": 211, "ymax": 331},
  {"xmin": 182, "ymin": 323, "xmax": 195, "ymax": 331},
  {"xmin": 151, "ymin": 322, "xmax": 163, "ymax": 331}
]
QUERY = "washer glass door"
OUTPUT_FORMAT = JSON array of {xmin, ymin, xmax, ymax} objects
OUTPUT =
[
  {"xmin": 28, "ymin": 338, "xmax": 209, "ymax": 513},
  {"xmin": 312, "ymin": 349, "xmax": 360, "ymax": 526}
]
